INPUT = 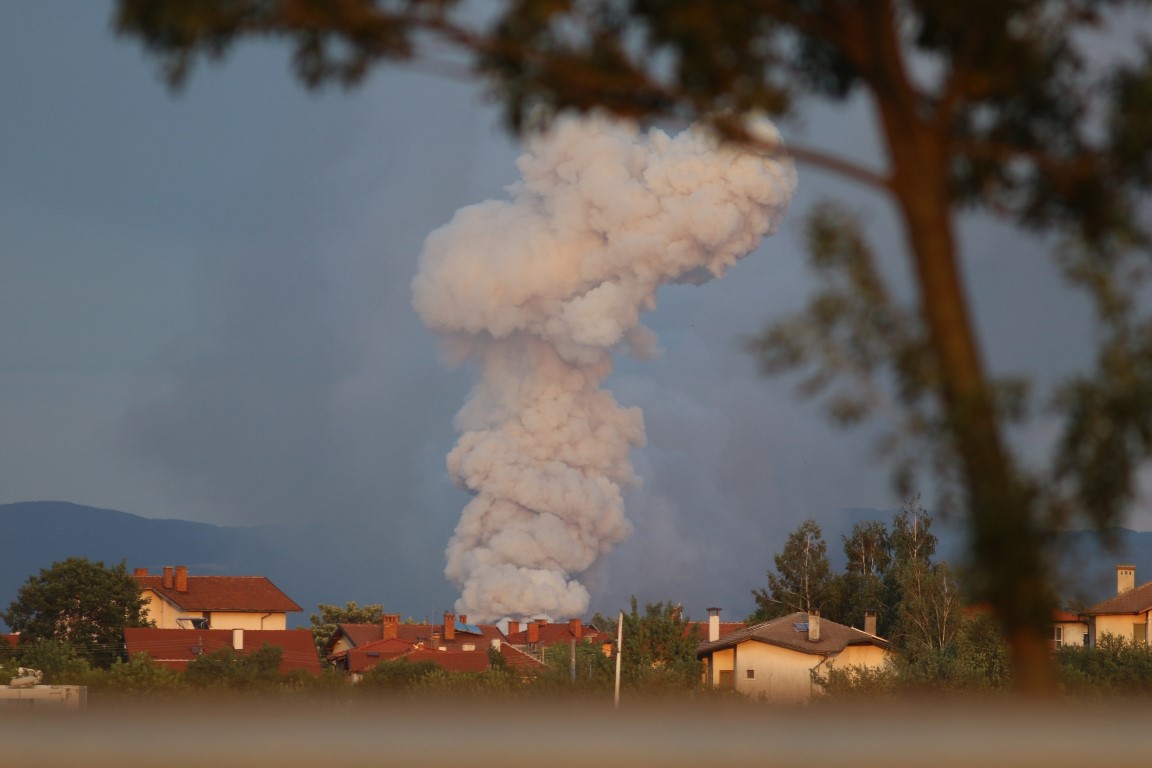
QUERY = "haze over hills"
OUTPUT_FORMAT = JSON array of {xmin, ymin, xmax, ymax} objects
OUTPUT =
[
  {"xmin": 0, "ymin": 501, "xmax": 404, "ymax": 631},
  {"xmin": 1, "ymin": 500, "xmax": 1149, "ymax": 631}
]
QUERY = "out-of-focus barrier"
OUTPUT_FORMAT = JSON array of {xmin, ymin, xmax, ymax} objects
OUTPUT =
[{"xmin": 1, "ymin": 699, "xmax": 1150, "ymax": 768}]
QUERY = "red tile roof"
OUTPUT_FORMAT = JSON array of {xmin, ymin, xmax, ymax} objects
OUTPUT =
[
  {"xmin": 123, "ymin": 628, "xmax": 321, "ymax": 675},
  {"xmin": 683, "ymin": 621, "xmax": 747, "ymax": 641},
  {"xmin": 696, "ymin": 612, "xmax": 888, "ymax": 658},
  {"xmin": 1088, "ymin": 582, "xmax": 1152, "ymax": 615},
  {"xmin": 2, "ymin": 633, "xmax": 19, "ymax": 648},
  {"xmin": 504, "ymin": 622, "xmax": 611, "ymax": 646},
  {"xmin": 340, "ymin": 638, "xmax": 417, "ymax": 674},
  {"xmin": 135, "ymin": 573, "xmax": 301, "ymax": 613},
  {"xmin": 1053, "ymin": 611, "xmax": 1085, "ymax": 623},
  {"xmin": 386, "ymin": 643, "xmax": 545, "ymax": 674},
  {"xmin": 327, "ymin": 620, "xmax": 503, "ymax": 655}
]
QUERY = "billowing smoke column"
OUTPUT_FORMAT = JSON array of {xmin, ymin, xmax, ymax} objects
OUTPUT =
[{"xmin": 412, "ymin": 115, "xmax": 796, "ymax": 622}]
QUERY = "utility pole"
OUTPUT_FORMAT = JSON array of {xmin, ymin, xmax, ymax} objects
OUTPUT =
[{"xmin": 614, "ymin": 610, "xmax": 623, "ymax": 708}]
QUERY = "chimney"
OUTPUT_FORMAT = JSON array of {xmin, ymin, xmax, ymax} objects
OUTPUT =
[
  {"xmin": 459, "ymin": 614, "xmax": 467, "ymax": 625},
  {"xmin": 1118, "ymin": 565, "xmax": 1136, "ymax": 595},
  {"xmin": 864, "ymin": 610, "xmax": 877, "ymax": 636},
  {"xmin": 535, "ymin": 618, "xmax": 547, "ymax": 626},
  {"xmin": 508, "ymin": 620, "xmax": 520, "ymax": 636},
  {"xmin": 175, "ymin": 566, "xmax": 188, "ymax": 593},
  {"xmin": 568, "ymin": 618, "xmax": 582, "ymax": 639},
  {"xmin": 808, "ymin": 610, "xmax": 821, "ymax": 642},
  {"xmin": 162, "ymin": 567, "xmax": 175, "ymax": 589},
  {"xmin": 133, "ymin": 567, "xmax": 148, "ymax": 577},
  {"xmin": 232, "ymin": 628, "xmax": 244, "ymax": 651},
  {"xmin": 444, "ymin": 612, "xmax": 456, "ymax": 641},
  {"xmin": 527, "ymin": 621, "xmax": 540, "ymax": 644},
  {"xmin": 383, "ymin": 614, "xmax": 399, "ymax": 640},
  {"xmin": 707, "ymin": 607, "xmax": 721, "ymax": 643}
]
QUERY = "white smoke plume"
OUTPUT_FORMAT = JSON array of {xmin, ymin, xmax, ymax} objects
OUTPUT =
[{"xmin": 412, "ymin": 114, "xmax": 797, "ymax": 622}]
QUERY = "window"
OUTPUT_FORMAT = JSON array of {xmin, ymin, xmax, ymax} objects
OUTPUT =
[
  {"xmin": 1053, "ymin": 626, "xmax": 1063, "ymax": 649},
  {"xmin": 745, "ymin": 669, "xmax": 755, "ymax": 680}
]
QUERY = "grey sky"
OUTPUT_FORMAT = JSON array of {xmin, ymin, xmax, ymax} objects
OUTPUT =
[{"xmin": 1, "ymin": 4, "xmax": 1140, "ymax": 622}]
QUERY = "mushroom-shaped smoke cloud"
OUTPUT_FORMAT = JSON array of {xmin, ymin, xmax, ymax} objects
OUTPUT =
[{"xmin": 412, "ymin": 115, "xmax": 796, "ymax": 622}]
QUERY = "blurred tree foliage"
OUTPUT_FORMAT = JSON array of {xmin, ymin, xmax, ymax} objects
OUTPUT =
[{"xmin": 113, "ymin": 0, "xmax": 1152, "ymax": 692}]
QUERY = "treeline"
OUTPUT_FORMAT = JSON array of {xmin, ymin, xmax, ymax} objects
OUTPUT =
[
  {"xmin": 751, "ymin": 496, "xmax": 1010, "ymax": 693},
  {"xmin": 751, "ymin": 496, "xmax": 961, "ymax": 649},
  {"xmin": 0, "ymin": 639, "xmax": 340, "ymax": 698},
  {"xmin": 765, "ymin": 498, "xmax": 1152, "ymax": 697}
]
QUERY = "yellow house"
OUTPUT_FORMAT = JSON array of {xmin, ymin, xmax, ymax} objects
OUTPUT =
[
  {"xmin": 133, "ymin": 566, "xmax": 301, "ymax": 630},
  {"xmin": 1052, "ymin": 611, "xmax": 1088, "ymax": 649},
  {"xmin": 1086, "ymin": 564, "xmax": 1152, "ymax": 646},
  {"xmin": 697, "ymin": 610, "xmax": 888, "ymax": 703}
]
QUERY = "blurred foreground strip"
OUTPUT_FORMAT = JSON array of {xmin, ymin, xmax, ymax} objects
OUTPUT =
[{"xmin": 2, "ymin": 700, "xmax": 1151, "ymax": 768}]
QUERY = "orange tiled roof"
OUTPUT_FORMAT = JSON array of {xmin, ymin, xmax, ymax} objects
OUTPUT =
[
  {"xmin": 123, "ymin": 628, "xmax": 321, "ymax": 675},
  {"xmin": 386, "ymin": 643, "xmax": 545, "ymax": 674},
  {"xmin": 504, "ymin": 622, "xmax": 611, "ymax": 646},
  {"xmin": 696, "ymin": 612, "xmax": 888, "ymax": 658},
  {"xmin": 340, "ymin": 637, "xmax": 417, "ymax": 674},
  {"xmin": 329, "ymin": 620, "xmax": 503, "ymax": 654},
  {"xmin": 2, "ymin": 633, "xmax": 18, "ymax": 648},
  {"xmin": 1053, "ymin": 610, "xmax": 1085, "ymax": 623},
  {"xmin": 683, "ymin": 621, "xmax": 747, "ymax": 641},
  {"xmin": 1088, "ymin": 582, "xmax": 1152, "ymax": 615},
  {"xmin": 135, "ymin": 574, "xmax": 301, "ymax": 613}
]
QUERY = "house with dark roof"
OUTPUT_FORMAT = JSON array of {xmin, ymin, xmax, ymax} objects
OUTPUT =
[
  {"xmin": 1086, "ymin": 564, "xmax": 1152, "ymax": 646},
  {"xmin": 696, "ymin": 610, "xmax": 888, "ymax": 702},
  {"xmin": 133, "ymin": 566, "xmax": 301, "ymax": 631},
  {"xmin": 123, "ymin": 628, "xmax": 322, "ymax": 675}
]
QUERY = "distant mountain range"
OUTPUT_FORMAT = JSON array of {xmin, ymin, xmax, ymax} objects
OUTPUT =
[
  {"xmin": 2, "ymin": 501, "xmax": 1150, "ymax": 631},
  {"xmin": 0, "ymin": 501, "xmax": 416, "ymax": 631}
]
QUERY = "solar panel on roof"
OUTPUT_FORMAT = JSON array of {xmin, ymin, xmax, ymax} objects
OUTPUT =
[
  {"xmin": 456, "ymin": 621, "xmax": 483, "ymax": 635},
  {"xmin": 793, "ymin": 622, "xmax": 809, "ymax": 632}
]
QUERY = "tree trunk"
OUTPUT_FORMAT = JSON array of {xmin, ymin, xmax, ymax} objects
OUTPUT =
[{"xmin": 859, "ymin": 1, "xmax": 1056, "ymax": 694}]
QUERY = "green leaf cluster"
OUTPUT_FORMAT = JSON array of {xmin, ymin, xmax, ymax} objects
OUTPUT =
[
  {"xmin": 1, "ymin": 557, "xmax": 151, "ymax": 668},
  {"xmin": 309, "ymin": 601, "xmax": 384, "ymax": 661},
  {"xmin": 751, "ymin": 497, "xmax": 961, "ymax": 653}
]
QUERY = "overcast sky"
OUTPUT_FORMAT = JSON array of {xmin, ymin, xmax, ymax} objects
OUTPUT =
[{"xmin": 1, "ymin": 4, "xmax": 1142, "ymax": 622}]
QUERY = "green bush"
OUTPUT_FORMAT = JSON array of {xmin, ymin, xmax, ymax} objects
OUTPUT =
[
  {"xmin": 184, "ymin": 644, "xmax": 283, "ymax": 690},
  {"xmin": 1057, "ymin": 633, "xmax": 1152, "ymax": 696}
]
